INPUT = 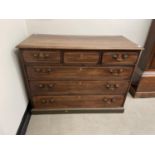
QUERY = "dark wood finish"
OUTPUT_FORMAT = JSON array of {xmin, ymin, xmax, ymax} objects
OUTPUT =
[
  {"xmin": 22, "ymin": 49, "xmax": 61, "ymax": 63},
  {"xmin": 30, "ymin": 80, "xmax": 129, "ymax": 95},
  {"xmin": 26, "ymin": 66, "xmax": 133, "ymax": 80},
  {"xmin": 32, "ymin": 95, "xmax": 124, "ymax": 109},
  {"xmin": 64, "ymin": 51, "xmax": 99, "ymax": 64},
  {"xmin": 17, "ymin": 35, "xmax": 142, "ymax": 50},
  {"xmin": 31, "ymin": 108, "xmax": 125, "ymax": 114},
  {"xmin": 130, "ymin": 20, "xmax": 155, "ymax": 98},
  {"xmin": 103, "ymin": 51, "xmax": 138, "ymax": 65},
  {"xmin": 17, "ymin": 34, "xmax": 141, "ymax": 113}
]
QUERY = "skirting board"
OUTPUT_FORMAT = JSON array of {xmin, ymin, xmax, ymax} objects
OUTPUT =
[{"xmin": 16, "ymin": 103, "xmax": 31, "ymax": 135}]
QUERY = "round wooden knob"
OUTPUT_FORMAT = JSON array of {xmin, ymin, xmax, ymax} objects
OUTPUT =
[
  {"xmin": 49, "ymin": 98, "xmax": 55, "ymax": 103},
  {"xmin": 35, "ymin": 68, "xmax": 41, "ymax": 72},
  {"xmin": 47, "ymin": 68, "xmax": 52, "ymax": 72},
  {"xmin": 115, "ymin": 84, "xmax": 119, "ymax": 88},
  {"xmin": 38, "ymin": 84, "xmax": 44, "ymax": 88},
  {"xmin": 112, "ymin": 54, "xmax": 118, "ymax": 59},
  {"xmin": 41, "ymin": 99, "xmax": 46, "ymax": 104},
  {"xmin": 119, "ymin": 68, "xmax": 124, "ymax": 73},
  {"xmin": 103, "ymin": 98, "xmax": 108, "ymax": 102},
  {"xmin": 45, "ymin": 53, "xmax": 49, "ymax": 57},
  {"xmin": 48, "ymin": 84, "xmax": 54, "ymax": 88},
  {"xmin": 106, "ymin": 84, "xmax": 110, "ymax": 88},
  {"xmin": 123, "ymin": 54, "xmax": 128, "ymax": 59},
  {"xmin": 109, "ymin": 69, "xmax": 114, "ymax": 73},
  {"xmin": 39, "ymin": 53, "xmax": 44, "ymax": 58},
  {"xmin": 33, "ymin": 53, "xmax": 38, "ymax": 57}
]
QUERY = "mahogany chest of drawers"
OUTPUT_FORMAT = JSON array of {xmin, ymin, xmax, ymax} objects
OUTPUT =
[{"xmin": 17, "ymin": 34, "xmax": 142, "ymax": 113}]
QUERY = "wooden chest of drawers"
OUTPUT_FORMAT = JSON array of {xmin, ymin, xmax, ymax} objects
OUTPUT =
[{"xmin": 17, "ymin": 34, "xmax": 142, "ymax": 113}]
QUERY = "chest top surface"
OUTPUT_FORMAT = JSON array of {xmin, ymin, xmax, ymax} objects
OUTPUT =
[{"xmin": 17, "ymin": 34, "xmax": 142, "ymax": 50}]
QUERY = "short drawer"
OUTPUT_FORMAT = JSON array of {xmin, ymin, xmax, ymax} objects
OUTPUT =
[
  {"xmin": 22, "ymin": 49, "xmax": 61, "ymax": 63},
  {"xmin": 32, "ymin": 95, "xmax": 124, "ymax": 109},
  {"xmin": 29, "ymin": 80, "xmax": 129, "ymax": 95},
  {"xmin": 26, "ymin": 66, "xmax": 133, "ymax": 80},
  {"xmin": 102, "ymin": 51, "xmax": 138, "ymax": 65},
  {"xmin": 64, "ymin": 51, "xmax": 99, "ymax": 64}
]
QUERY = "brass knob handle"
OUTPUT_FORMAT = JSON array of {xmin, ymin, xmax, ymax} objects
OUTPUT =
[
  {"xmin": 103, "ymin": 98, "xmax": 108, "ymax": 102},
  {"xmin": 49, "ymin": 98, "xmax": 55, "ymax": 103},
  {"xmin": 103, "ymin": 98, "xmax": 112, "ymax": 104},
  {"xmin": 123, "ymin": 54, "xmax": 128, "ymax": 59},
  {"xmin": 39, "ymin": 53, "xmax": 44, "ymax": 58},
  {"xmin": 41, "ymin": 99, "xmax": 46, "ymax": 104},
  {"xmin": 115, "ymin": 84, "xmax": 119, "ymax": 88},
  {"xmin": 119, "ymin": 68, "xmax": 124, "ymax": 73},
  {"xmin": 106, "ymin": 84, "xmax": 110, "ymax": 88},
  {"xmin": 109, "ymin": 68, "xmax": 124, "ymax": 75},
  {"xmin": 45, "ymin": 53, "xmax": 49, "ymax": 58},
  {"xmin": 105, "ymin": 83, "xmax": 119, "ymax": 90},
  {"xmin": 33, "ymin": 53, "xmax": 38, "ymax": 57},
  {"xmin": 112, "ymin": 54, "xmax": 118, "ymax": 59},
  {"xmin": 38, "ymin": 84, "xmax": 44, "ymax": 88},
  {"xmin": 48, "ymin": 84, "xmax": 55, "ymax": 88},
  {"xmin": 35, "ymin": 68, "xmax": 41, "ymax": 72},
  {"xmin": 47, "ymin": 68, "xmax": 52, "ymax": 73},
  {"xmin": 106, "ymin": 84, "xmax": 114, "ymax": 90}
]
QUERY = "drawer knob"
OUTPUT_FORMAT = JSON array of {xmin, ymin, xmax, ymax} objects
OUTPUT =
[
  {"xmin": 48, "ymin": 84, "xmax": 55, "ymax": 88},
  {"xmin": 47, "ymin": 68, "xmax": 52, "ymax": 73},
  {"xmin": 103, "ymin": 98, "xmax": 108, "ymax": 102},
  {"xmin": 33, "ymin": 52, "xmax": 49, "ymax": 59},
  {"xmin": 103, "ymin": 97, "xmax": 116, "ymax": 104},
  {"xmin": 112, "ymin": 54, "xmax": 118, "ymax": 59},
  {"xmin": 115, "ymin": 84, "xmax": 119, "ymax": 88},
  {"xmin": 45, "ymin": 53, "xmax": 49, "ymax": 58},
  {"xmin": 38, "ymin": 84, "xmax": 44, "ymax": 88},
  {"xmin": 35, "ymin": 68, "xmax": 41, "ymax": 72},
  {"xmin": 39, "ymin": 53, "xmax": 44, "ymax": 58},
  {"xmin": 109, "ymin": 68, "xmax": 124, "ymax": 75},
  {"xmin": 106, "ymin": 83, "xmax": 119, "ymax": 90},
  {"xmin": 112, "ymin": 53, "xmax": 129, "ymax": 61},
  {"xmin": 103, "ymin": 98, "xmax": 112, "ymax": 104},
  {"xmin": 123, "ymin": 54, "xmax": 129, "ymax": 59},
  {"xmin": 49, "ymin": 98, "xmax": 55, "ymax": 103},
  {"xmin": 119, "ymin": 68, "xmax": 124, "ymax": 73},
  {"xmin": 33, "ymin": 53, "xmax": 38, "ymax": 57},
  {"xmin": 41, "ymin": 99, "xmax": 46, "ymax": 104}
]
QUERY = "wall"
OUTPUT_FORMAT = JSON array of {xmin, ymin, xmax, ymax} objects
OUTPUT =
[
  {"xmin": 0, "ymin": 20, "xmax": 28, "ymax": 134},
  {"xmin": 26, "ymin": 19, "xmax": 152, "ymax": 46}
]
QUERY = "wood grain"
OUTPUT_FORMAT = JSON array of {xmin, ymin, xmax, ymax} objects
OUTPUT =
[
  {"xmin": 32, "ymin": 95, "xmax": 124, "ymax": 109},
  {"xmin": 17, "ymin": 34, "xmax": 142, "ymax": 50}
]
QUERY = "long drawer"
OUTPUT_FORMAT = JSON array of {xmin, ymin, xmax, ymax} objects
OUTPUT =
[
  {"xmin": 32, "ymin": 95, "xmax": 125, "ymax": 109},
  {"xmin": 29, "ymin": 80, "xmax": 129, "ymax": 95},
  {"xmin": 26, "ymin": 66, "xmax": 133, "ymax": 80}
]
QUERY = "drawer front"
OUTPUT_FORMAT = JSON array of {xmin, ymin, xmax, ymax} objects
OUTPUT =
[
  {"xmin": 64, "ymin": 51, "xmax": 99, "ymax": 64},
  {"xmin": 26, "ymin": 66, "xmax": 133, "ymax": 80},
  {"xmin": 32, "ymin": 95, "xmax": 124, "ymax": 109},
  {"xmin": 22, "ymin": 50, "xmax": 61, "ymax": 63},
  {"xmin": 29, "ymin": 80, "xmax": 129, "ymax": 95},
  {"xmin": 137, "ymin": 76, "xmax": 155, "ymax": 92},
  {"xmin": 103, "ymin": 52, "xmax": 138, "ymax": 65}
]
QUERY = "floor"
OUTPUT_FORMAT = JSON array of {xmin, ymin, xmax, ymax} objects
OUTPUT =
[{"xmin": 26, "ymin": 94, "xmax": 155, "ymax": 135}]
